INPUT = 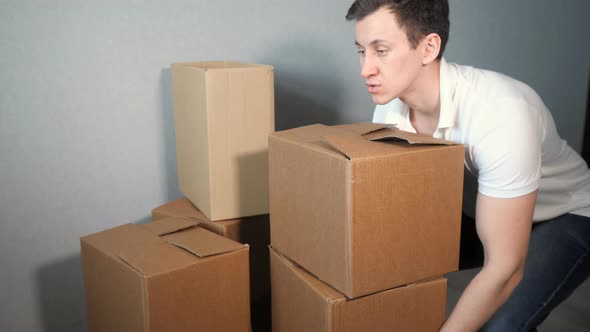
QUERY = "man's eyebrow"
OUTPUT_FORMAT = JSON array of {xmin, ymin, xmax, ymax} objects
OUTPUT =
[{"xmin": 355, "ymin": 39, "xmax": 389, "ymax": 47}]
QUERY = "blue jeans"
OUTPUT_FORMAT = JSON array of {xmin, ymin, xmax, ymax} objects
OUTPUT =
[{"xmin": 459, "ymin": 213, "xmax": 590, "ymax": 331}]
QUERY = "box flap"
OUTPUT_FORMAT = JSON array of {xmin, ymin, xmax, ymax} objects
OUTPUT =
[
  {"xmin": 364, "ymin": 127, "xmax": 455, "ymax": 145},
  {"xmin": 141, "ymin": 217, "xmax": 199, "ymax": 236},
  {"xmin": 119, "ymin": 241, "xmax": 196, "ymax": 277},
  {"xmin": 118, "ymin": 227, "xmax": 247, "ymax": 276},
  {"xmin": 334, "ymin": 122, "xmax": 390, "ymax": 135},
  {"xmin": 321, "ymin": 125, "xmax": 456, "ymax": 159},
  {"xmin": 162, "ymin": 227, "xmax": 246, "ymax": 257},
  {"xmin": 320, "ymin": 131, "xmax": 392, "ymax": 160}
]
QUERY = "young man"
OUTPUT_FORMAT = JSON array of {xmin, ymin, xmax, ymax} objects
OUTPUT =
[{"xmin": 346, "ymin": 0, "xmax": 590, "ymax": 331}]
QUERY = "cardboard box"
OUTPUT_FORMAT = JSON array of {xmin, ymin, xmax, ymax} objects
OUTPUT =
[
  {"xmin": 81, "ymin": 217, "xmax": 250, "ymax": 332},
  {"xmin": 151, "ymin": 197, "xmax": 270, "ymax": 301},
  {"xmin": 270, "ymin": 248, "xmax": 447, "ymax": 332},
  {"xmin": 269, "ymin": 122, "xmax": 464, "ymax": 298},
  {"xmin": 171, "ymin": 61, "xmax": 275, "ymax": 221}
]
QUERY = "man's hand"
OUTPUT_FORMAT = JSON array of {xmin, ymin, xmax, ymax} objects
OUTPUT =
[{"xmin": 440, "ymin": 190, "xmax": 537, "ymax": 332}]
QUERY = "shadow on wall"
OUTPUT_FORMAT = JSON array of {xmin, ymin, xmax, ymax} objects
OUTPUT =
[
  {"xmin": 36, "ymin": 254, "xmax": 87, "ymax": 332},
  {"xmin": 35, "ymin": 217, "xmax": 163, "ymax": 332},
  {"xmin": 159, "ymin": 68, "xmax": 182, "ymax": 203},
  {"xmin": 237, "ymin": 150, "xmax": 269, "ymax": 220},
  {"xmin": 259, "ymin": 39, "xmax": 344, "ymax": 131},
  {"xmin": 135, "ymin": 215, "xmax": 152, "ymax": 225}
]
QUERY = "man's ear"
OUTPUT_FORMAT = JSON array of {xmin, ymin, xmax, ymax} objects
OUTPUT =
[{"xmin": 422, "ymin": 33, "xmax": 442, "ymax": 64}]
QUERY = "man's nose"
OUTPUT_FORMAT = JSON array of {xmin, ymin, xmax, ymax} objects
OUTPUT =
[{"xmin": 361, "ymin": 55, "xmax": 378, "ymax": 79}]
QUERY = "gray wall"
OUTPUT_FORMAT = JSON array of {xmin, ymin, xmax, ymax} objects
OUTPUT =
[{"xmin": 0, "ymin": 1, "xmax": 588, "ymax": 331}]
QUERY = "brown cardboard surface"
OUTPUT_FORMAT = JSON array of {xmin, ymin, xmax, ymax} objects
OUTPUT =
[
  {"xmin": 270, "ymin": 248, "xmax": 447, "ymax": 332},
  {"xmin": 151, "ymin": 198, "xmax": 270, "ymax": 302},
  {"xmin": 171, "ymin": 61, "xmax": 274, "ymax": 221},
  {"xmin": 269, "ymin": 122, "xmax": 464, "ymax": 298},
  {"xmin": 142, "ymin": 217, "xmax": 198, "ymax": 236},
  {"xmin": 163, "ymin": 227, "xmax": 246, "ymax": 257},
  {"xmin": 147, "ymin": 249, "xmax": 250, "ymax": 332},
  {"xmin": 81, "ymin": 218, "xmax": 250, "ymax": 332},
  {"xmin": 82, "ymin": 236, "xmax": 147, "ymax": 331}
]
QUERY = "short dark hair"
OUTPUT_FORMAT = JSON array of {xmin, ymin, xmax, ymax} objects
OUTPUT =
[{"xmin": 346, "ymin": 0, "xmax": 450, "ymax": 59}]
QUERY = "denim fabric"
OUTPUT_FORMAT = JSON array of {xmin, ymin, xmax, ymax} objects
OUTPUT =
[{"xmin": 459, "ymin": 213, "xmax": 590, "ymax": 331}]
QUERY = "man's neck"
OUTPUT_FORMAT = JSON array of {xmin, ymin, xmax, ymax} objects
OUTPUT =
[{"xmin": 400, "ymin": 60, "xmax": 441, "ymax": 136}]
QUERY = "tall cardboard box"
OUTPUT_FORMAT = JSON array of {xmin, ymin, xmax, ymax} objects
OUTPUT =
[
  {"xmin": 269, "ymin": 122, "xmax": 464, "ymax": 298},
  {"xmin": 81, "ymin": 217, "xmax": 251, "ymax": 332},
  {"xmin": 270, "ymin": 248, "xmax": 447, "ymax": 332},
  {"xmin": 151, "ymin": 197, "xmax": 270, "ymax": 301},
  {"xmin": 171, "ymin": 61, "xmax": 274, "ymax": 221}
]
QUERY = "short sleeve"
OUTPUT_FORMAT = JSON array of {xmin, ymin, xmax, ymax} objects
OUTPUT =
[{"xmin": 472, "ymin": 99, "xmax": 542, "ymax": 198}]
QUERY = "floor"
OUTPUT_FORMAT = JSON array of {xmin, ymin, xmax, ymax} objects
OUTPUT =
[{"xmin": 446, "ymin": 269, "xmax": 590, "ymax": 331}]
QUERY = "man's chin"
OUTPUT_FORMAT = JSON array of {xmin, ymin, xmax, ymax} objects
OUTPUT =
[{"xmin": 371, "ymin": 94, "xmax": 395, "ymax": 105}]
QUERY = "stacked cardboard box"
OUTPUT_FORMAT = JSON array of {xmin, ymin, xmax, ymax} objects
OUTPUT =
[
  {"xmin": 270, "ymin": 249, "xmax": 447, "ymax": 332},
  {"xmin": 81, "ymin": 61, "xmax": 274, "ymax": 331},
  {"xmin": 81, "ymin": 217, "xmax": 250, "ymax": 331},
  {"xmin": 268, "ymin": 122, "xmax": 465, "ymax": 331},
  {"xmin": 169, "ymin": 61, "xmax": 275, "ymax": 331},
  {"xmin": 170, "ymin": 61, "xmax": 275, "ymax": 221},
  {"xmin": 152, "ymin": 198, "xmax": 270, "ymax": 302}
]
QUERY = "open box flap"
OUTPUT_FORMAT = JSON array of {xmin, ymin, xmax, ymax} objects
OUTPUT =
[
  {"xmin": 162, "ymin": 227, "xmax": 247, "ymax": 258},
  {"xmin": 321, "ymin": 124, "xmax": 457, "ymax": 159},
  {"xmin": 142, "ymin": 217, "xmax": 199, "ymax": 236},
  {"xmin": 320, "ymin": 132, "xmax": 391, "ymax": 160},
  {"xmin": 334, "ymin": 122, "xmax": 391, "ymax": 136},
  {"xmin": 119, "ymin": 240, "xmax": 195, "ymax": 277},
  {"xmin": 364, "ymin": 127, "xmax": 455, "ymax": 145}
]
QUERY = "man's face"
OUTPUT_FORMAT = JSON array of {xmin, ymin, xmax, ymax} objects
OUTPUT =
[{"xmin": 354, "ymin": 6, "xmax": 424, "ymax": 104}]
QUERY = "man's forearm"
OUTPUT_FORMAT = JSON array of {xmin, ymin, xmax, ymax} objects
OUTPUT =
[{"xmin": 440, "ymin": 266, "xmax": 523, "ymax": 332}]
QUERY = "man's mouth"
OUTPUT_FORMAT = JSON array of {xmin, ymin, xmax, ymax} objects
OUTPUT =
[{"xmin": 366, "ymin": 83, "xmax": 380, "ymax": 94}]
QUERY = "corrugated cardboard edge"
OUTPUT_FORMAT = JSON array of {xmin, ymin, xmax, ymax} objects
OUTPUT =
[
  {"xmin": 163, "ymin": 227, "xmax": 248, "ymax": 258},
  {"xmin": 118, "ymin": 226, "xmax": 248, "ymax": 279},
  {"xmin": 270, "ymin": 247, "xmax": 345, "ymax": 304},
  {"xmin": 321, "ymin": 123, "xmax": 458, "ymax": 160},
  {"xmin": 173, "ymin": 61, "xmax": 274, "ymax": 72},
  {"xmin": 334, "ymin": 122, "xmax": 391, "ymax": 135},
  {"xmin": 151, "ymin": 201, "xmax": 229, "ymax": 237},
  {"xmin": 269, "ymin": 126, "xmax": 346, "ymax": 160},
  {"xmin": 142, "ymin": 279, "xmax": 150, "ymax": 332},
  {"xmin": 364, "ymin": 126, "xmax": 456, "ymax": 145},
  {"xmin": 142, "ymin": 217, "xmax": 199, "ymax": 236},
  {"xmin": 344, "ymin": 159, "xmax": 353, "ymax": 299},
  {"xmin": 320, "ymin": 132, "xmax": 380, "ymax": 160},
  {"xmin": 171, "ymin": 62, "xmax": 213, "ymax": 220}
]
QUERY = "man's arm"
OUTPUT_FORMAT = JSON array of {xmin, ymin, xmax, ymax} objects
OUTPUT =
[{"xmin": 440, "ymin": 190, "xmax": 537, "ymax": 332}]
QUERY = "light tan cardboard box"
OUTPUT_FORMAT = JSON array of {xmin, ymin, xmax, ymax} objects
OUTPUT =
[
  {"xmin": 152, "ymin": 197, "xmax": 270, "ymax": 301},
  {"xmin": 81, "ymin": 217, "xmax": 250, "ymax": 332},
  {"xmin": 269, "ymin": 122, "xmax": 464, "ymax": 298},
  {"xmin": 270, "ymin": 247, "xmax": 447, "ymax": 332},
  {"xmin": 171, "ymin": 61, "xmax": 274, "ymax": 221}
]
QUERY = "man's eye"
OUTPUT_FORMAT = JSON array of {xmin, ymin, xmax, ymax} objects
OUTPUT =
[
  {"xmin": 357, "ymin": 49, "xmax": 366, "ymax": 55},
  {"xmin": 376, "ymin": 49, "xmax": 388, "ymax": 56}
]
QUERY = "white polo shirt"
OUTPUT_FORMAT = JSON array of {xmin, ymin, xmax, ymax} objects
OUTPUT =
[{"xmin": 373, "ymin": 58, "xmax": 590, "ymax": 221}]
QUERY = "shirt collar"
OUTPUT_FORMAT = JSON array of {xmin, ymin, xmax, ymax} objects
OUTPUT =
[{"xmin": 437, "ymin": 57, "xmax": 459, "ymax": 129}]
